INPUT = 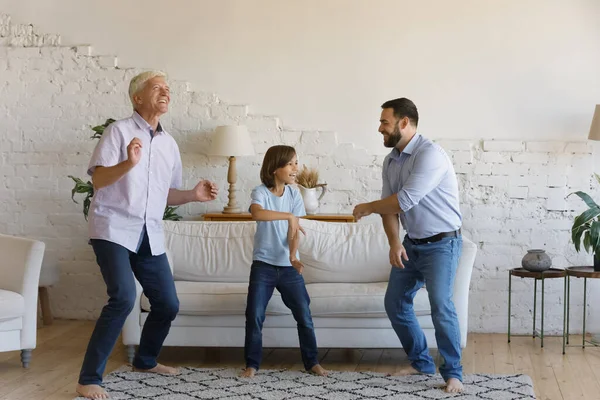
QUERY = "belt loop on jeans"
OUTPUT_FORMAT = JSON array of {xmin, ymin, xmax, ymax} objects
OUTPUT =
[{"xmin": 407, "ymin": 228, "xmax": 461, "ymax": 245}]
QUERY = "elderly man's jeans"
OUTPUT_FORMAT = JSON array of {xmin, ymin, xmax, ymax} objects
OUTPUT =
[
  {"xmin": 78, "ymin": 230, "xmax": 179, "ymax": 386},
  {"xmin": 384, "ymin": 236, "xmax": 463, "ymax": 382},
  {"xmin": 244, "ymin": 260, "xmax": 319, "ymax": 371}
]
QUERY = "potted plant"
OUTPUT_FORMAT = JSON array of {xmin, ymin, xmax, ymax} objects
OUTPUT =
[
  {"xmin": 569, "ymin": 173, "xmax": 600, "ymax": 271},
  {"xmin": 68, "ymin": 119, "xmax": 181, "ymax": 221},
  {"xmin": 295, "ymin": 165, "xmax": 327, "ymax": 215}
]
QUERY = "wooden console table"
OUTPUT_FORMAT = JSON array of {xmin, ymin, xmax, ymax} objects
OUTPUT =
[{"xmin": 202, "ymin": 213, "xmax": 355, "ymax": 223}]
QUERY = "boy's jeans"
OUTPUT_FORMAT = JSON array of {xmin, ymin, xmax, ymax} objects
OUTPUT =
[{"xmin": 244, "ymin": 260, "xmax": 319, "ymax": 371}]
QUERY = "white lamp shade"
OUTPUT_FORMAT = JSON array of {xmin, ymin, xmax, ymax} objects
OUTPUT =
[
  {"xmin": 208, "ymin": 125, "xmax": 255, "ymax": 156},
  {"xmin": 589, "ymin": 105, "xmax": 600, "ymax": 141}
]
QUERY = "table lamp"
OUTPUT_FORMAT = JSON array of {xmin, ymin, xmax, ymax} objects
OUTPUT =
[
  {"xmin": 589, "ymin": 105, "xmax": 600, "ymax": 141},
  {"xmin": 208, "ymin": 125, "xmax": 255, "ymax": 213}
]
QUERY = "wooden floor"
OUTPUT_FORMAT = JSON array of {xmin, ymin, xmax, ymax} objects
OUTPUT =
[{"xmin": 0, "ymin": 320, "xmax": 599, "ymax": 399}]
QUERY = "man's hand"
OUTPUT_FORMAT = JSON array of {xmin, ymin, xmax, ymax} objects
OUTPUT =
[
  {"xmin": 290, "ymin": 258, "xmax": 304, "ymax": 275},
  {"xmin": 390, "ymin": 242, "xmax": 409, "ymax": 268},
  {"xmin": 352, "ymin": 202, "xmax": 374, "ymax": 221},
  {"xmin": 287, "ymin": 215, "xmax": 306, "ymax": 242},
  {"xmin": 127, "ymin": 138, "xmax": 143, "ymax": 166},
  {"xmin": 193, "ymin": 180, "xmax": 218, "ymax": 202}
]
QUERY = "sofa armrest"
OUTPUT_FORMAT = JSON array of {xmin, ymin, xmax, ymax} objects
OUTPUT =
[
  {"xmin": 0, "ymin": 234, "xmax": 45, "ymax": 349},
  {"xmin": 453, "ymin": 236, "xmax": 477, "ymax": 348},
  {"xmin": 122, "ymin": 276, "xmax": 143, "ymax": 346}
]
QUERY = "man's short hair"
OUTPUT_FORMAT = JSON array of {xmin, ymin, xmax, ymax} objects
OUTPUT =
[
  {"xmin": 381, "ymin": 98, "xmax": 419, "ymax": 127},
  {"xmin": 128, "ymin": 70, "xmax": 167, "ymax": 107}
]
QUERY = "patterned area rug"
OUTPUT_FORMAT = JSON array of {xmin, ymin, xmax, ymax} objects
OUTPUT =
[{"xmin": 75, "ymin": 367, "xmax": 536, "ymax": 399}]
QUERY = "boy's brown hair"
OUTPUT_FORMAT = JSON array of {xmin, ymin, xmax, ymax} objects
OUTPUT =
[{"xmin": 260, "ymin": 145, "xmax": 297, "ymax": 188}]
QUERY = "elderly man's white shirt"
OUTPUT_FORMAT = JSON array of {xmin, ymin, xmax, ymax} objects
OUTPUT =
[{"xmin": 87, "ymin": 112, "xmax": 182, "ymax": 255}]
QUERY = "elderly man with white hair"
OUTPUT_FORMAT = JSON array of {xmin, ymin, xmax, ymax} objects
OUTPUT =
[{"xmin": 76, "ymin": 71, "xmax": 218, "ymax": 399}]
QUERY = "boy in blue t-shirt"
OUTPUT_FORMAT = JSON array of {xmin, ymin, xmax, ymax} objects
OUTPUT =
[{"xmin": 241, "ymin": 145, "xmax": 328, "ymax": 378}]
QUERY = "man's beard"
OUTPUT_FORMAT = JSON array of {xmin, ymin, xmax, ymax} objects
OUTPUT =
[{"xmin": 383, "ymin": 125, "xmax": 401, "ymax": 148}]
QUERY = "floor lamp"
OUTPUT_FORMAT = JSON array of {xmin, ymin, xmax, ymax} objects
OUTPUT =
[{"xmin": 208, "ymin": 125, "xmax": 255, "ymax": 214}]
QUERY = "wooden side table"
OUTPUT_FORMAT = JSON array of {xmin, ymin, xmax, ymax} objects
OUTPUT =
[
  {"xmin": 507, "ymin": 267, "xmax": 566, "ymax": 348},
  {"xmin": 563, "ymin": 266, "xmax": 600, "ymax": 353},
  {"xmin": 201, "ymin": 213, "xmax": 355, "ymax": 223}
]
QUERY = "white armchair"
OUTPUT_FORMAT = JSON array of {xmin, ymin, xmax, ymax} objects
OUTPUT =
[{"xmin": 0, "ymin": 233, "xmax": 45, "ymax": 367}]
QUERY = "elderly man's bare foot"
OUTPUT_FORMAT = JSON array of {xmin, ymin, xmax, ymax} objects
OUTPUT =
[
  {"xmin": 76, "ymin": 384, "xmax": 109, "ymax": 399},
  {"xmin": 388, "ymin": 364, "xmax": 422, "ymax": 376},
  {"xmin": 134, "ymin": 363, "xmax": 180, "ymax": 375},
  {"xmin": 444, "ymin": 378, "xmax": 464, "ymax": 393},
  {"xmin": 240, "ymin": 367, "xmax": 256, "ymax": 378},
  {"xmin": 310, "ymin": 364, "xmax": 329, "ymax": 376}
]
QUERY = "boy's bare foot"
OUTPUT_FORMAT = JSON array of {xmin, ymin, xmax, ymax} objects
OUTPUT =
[
  {"xmin": 76, "ymin": 384, "xmax": 109, "ymax": 399},
  {"xmin": 388, "ymin": 364, "xmax": 422, "ymax": 376},
  {"xmin": 240, "ymin": 367, "xmax": 256, "ymax": 378},
  {"xmin": 133, "ymin": 363, "xmax": 180, "ymax": 375},
  {"xmin": 444, "ymin": 378, "xmax": 464, "ymax": 393},
  {"xmin": 309, "ymin": 364, "xmax": 329, "ymax": 376}
]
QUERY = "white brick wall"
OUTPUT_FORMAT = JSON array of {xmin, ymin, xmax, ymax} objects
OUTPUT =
[{"xmin": 1, "ymin": 13, "xmax": 599, "ymax": 335}]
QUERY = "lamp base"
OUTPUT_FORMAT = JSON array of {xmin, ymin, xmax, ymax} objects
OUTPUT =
[
  {"xmin": 222, "ymin": 156, "xmax": 242, "ymax": 214},
  {"xmin": 222, "ymin": 206, "xmax": 242, "ymax": 214}
]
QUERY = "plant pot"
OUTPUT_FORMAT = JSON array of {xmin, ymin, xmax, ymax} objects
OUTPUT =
[
  {"xmin": 594, "ymin": 252, "xmax": 600, "ymax": 272},
  {"xmin": 521, "ymin": 249, "xmax": 552, "ymax": 272}
]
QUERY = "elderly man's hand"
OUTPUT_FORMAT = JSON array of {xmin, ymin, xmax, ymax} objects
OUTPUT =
[
  {"xmin": 194, "ymin": 180, "xmax": 218, "ymax": 202},
  {"xmin": 127, "ymin": 138, "xmax": 143, "ymax": 166},
  {"xmin": 352, "ymin": 202, "xmax": 373, "ymax": 221}
]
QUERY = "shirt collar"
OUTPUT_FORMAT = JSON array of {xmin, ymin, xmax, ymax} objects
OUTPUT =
[
  {"xmin": 132, "ymin": 111, "xmax": 164, "ymax": 135},
  {"xmin": 389, "ymin": 133, "xmax": 420, "ymax": 159}
]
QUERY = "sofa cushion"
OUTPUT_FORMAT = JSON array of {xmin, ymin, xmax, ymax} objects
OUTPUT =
[
  {"xmin": 306, "ymin": 283, "xmax": 430, "ymax": 317},
  {"xmin": 0, "ymin": 289, "xmax": 24, "ymax": 321},
  {"xmin": 164, "ymin": 221, "xmax": 255, "ymax": 282},
  {"xmin": 298, "ymin": 219, "xmax": 392, "ymax": 284},
  {"xmin": 141, "ymin": 281, "xmax": 291, "ymax": 316}
]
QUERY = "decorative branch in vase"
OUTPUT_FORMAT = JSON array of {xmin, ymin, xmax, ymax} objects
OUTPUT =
[{"xmin": 295, "ymin": 165, "xmax": 327, "ymax": 215}]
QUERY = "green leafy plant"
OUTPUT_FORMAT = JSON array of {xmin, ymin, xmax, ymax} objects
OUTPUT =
[
  {"xmin": 569, "ymin": 173, "xmax": 600, "ymax": 266},
  {"xmin": 163, "ymin": 206, "xmax": 182, "ymax": 221},
  {"xmin": 69, "ymin": 118, "xmax": 182, "ymax": 221},
  {"xmin": 68, "ymin": 175, "xmax": 94, "ymax": 220},
  {"xmin": 90, "ymin": 118, "xmax": 115, "ymax": 139}
]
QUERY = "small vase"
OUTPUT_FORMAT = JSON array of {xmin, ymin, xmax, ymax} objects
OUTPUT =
[
  {"xmin": 297, "ymin": 185, "xmax": 326, "ymax": 215},
  {"xmin": 521, "ymin": 249, "xmax": 552, "ymax": 272},
  {"xmin": 594, "ymin": 252, "xmax": 600, "ymax": 272}
]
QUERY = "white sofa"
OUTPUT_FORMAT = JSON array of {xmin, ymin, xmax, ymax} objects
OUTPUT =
[
  {"xmin": 123, "ymin": 219, "xmax": 476, "ymax": 363},
  {"xmin": 0, "ymin": 233, "xmax": 45, "ymax": 367}
]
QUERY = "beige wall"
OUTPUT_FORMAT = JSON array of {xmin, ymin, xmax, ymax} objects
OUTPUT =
[{"xmin": 1, "ymin": 0, "xmax": 599, "ymax": 153}]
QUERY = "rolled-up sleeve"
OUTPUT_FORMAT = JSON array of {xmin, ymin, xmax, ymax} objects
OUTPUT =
[
  {"xmin": 251, "ymin": 186, "xmax": 267, "ymax": 208},
  {"xmin": 396, "ymin": 146, "xmax": 448, "ymax": 212},
  {"xmin": 381, "ymin": 156, "xmax": 392, "ymax": 199},
  {"xmin": 87, "ymin": 124, "xmax": 122, "ymax": 176}
]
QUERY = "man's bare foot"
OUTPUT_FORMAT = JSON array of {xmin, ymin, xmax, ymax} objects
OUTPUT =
[
  {"xmin": 309, "ymin": 364, "xmax": 329, "ymax": 376},
  {"xmin": 133, "ymin": 363, "xmax": 180, "ymax": 375},
  {"xmin": 76, "ymin": 384, "xmax": 109, "ymax": 399},
  {"xmin": 388, "ymin": 364, "xmax": 422, "ymax": 376},
  {"xmin": 444, "ymin": 378, "xmax": 464, "ymax": 393},
  {"xmin": 240, "ymin": 367, "xmax": 256, "ymax": 378}
]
